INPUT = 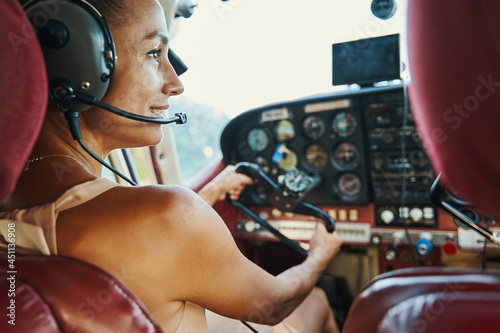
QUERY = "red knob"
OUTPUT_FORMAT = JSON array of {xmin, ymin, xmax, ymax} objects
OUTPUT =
[{"xmin": 443, "ymin": 241, "xmax": 457, "ymax": 255}]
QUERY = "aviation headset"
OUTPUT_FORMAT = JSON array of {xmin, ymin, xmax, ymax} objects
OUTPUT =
[
  {"xmin": 23, "ymin": 0, "xmax": 114, "ymax": 111},
  {"xmin": 22, "ymin": 0, "xmax": 187, "ymax": 185}
]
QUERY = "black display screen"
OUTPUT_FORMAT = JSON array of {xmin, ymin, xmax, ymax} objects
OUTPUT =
[{"xmin": 332, "ymin": 34, "xmax": 400, "ymax": 86}]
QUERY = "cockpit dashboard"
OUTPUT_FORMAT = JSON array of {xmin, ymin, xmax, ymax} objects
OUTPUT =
[{"xmin": 220, "ymin": 84, "xmax": 496, "ymax": 271}]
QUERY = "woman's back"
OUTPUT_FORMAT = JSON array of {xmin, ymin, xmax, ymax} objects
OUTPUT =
[{"xmin": 3, "ymin": 162, "xmax": 209, "ymax": 331}]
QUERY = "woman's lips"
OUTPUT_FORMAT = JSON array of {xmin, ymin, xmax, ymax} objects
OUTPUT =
[{"xmin": 149, "ymin": 106, "xmax": 168, "ymax": 118}]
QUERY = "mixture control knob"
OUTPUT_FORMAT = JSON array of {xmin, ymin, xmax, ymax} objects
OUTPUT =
[
  {"xmin": 381, "ymin": 209, "xmax": 395, "ymax": 224},
  {"xmin": 410, "ymin": 208, "xmax": 423, "ymax": 222},
  {"xmin": 416, "ymin": 232, "xmax": 433, "ymax": 256}
]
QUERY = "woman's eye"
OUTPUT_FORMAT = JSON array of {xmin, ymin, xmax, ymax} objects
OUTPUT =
[{"xmin": 147, "ymin": 49, "xmax": 163, "ymax": 62}]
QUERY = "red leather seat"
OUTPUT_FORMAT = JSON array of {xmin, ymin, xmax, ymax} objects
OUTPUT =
[
  {"xmin": 344, "ymin": 0, "xmax": 500, "ymax": 331},
  {"xmin": 408, "ymin": 0, "xmax": 500, "ymax": 219},
  {"xmin": 358, "ymin": 266, "xmax": 494, "ymax": 293},
  {"xmin": 0, "ymin": 255, "xmax": 162, "ymax": 332},
  {"xmin": 0, "ymin": 0, "xmax": 162, "ymax": 331},
  {"xmin": 378, "ymin": 292, "xmax": 500, "ymax": 333},
  {"xmin": 343, "ymin": 272, "xmax": 500, "ymax": 333},
  {"xmin": 0, "ymin": 275, "xmax": 59, "ymax": 332},
  {"xmin": 0, "ymin": 0, "xmax": 47, "ymax": 200}
]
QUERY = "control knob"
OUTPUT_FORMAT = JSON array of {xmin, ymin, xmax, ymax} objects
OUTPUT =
[
  {"xmin": 381, "ymin": 209, "xmax": 395, "ymax": 224},
  {"xmin": 410, "ymin": 208, "xmax": 423, "ymax": 222},
  {"xmin": 244, "ymin": 221, "xmax": 257, "ymax": 233},
  {"xmin": 416, "ymin": 232, "xmax": 433, "ymax": 256},
  {"xmin": 384, "ymin": 246, "xmax": 398, "ymax": 262},
  {"xmin": 392, "ymin": 231, "xmax": 404, "ymax": 246}
]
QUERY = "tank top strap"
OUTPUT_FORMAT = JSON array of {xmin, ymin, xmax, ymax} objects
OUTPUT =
[
  {"xmin": 54, "ymin": 177, "xmax": 120, "ymax": 213},
  {"xmin": 175, "ymin": 302, "xmax": 208, "ymax": 333}
]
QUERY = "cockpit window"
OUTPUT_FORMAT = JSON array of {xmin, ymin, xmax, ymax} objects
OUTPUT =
[
  {"xmin": 170, "ymin": 0, "xmax": 405, "ymax": 182},
  {"xmin": 170, "ymin": 96, "xmax": 228, "ymax": 181}
]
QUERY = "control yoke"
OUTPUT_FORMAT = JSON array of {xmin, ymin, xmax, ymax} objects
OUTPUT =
[
  {"xmin": 225, "ymin": 162, "xmax": 335, "ymax": 256},
  {"xmin": 234, "ymin": 162, "xmax": 335, "ymax": 232},
  {"xmin": 430, "ymin": 174, "xmax": 500, "ymax": 247}
]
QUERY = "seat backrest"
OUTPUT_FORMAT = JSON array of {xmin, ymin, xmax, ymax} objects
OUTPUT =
[
  {"xmin": 357, "ymin": 266, "xmax": 499, "ymax": 294},
  {"xmin": 0, "ymin": 273, "xmax": 59, "ymax": 332},
  {"xmin": 378, "ymin": 292, "xmax": 500, "ymax": 333},
  {"xmin": 343, "ymin": 2, "xmax": 500, "ymax": 331},
  {"xmin": 0, "ymin": 0, "xmax": 163, "ymax": 331},
  {"xmin": 407, "ymin": 0, "xmax": 500, "ymax": 220},
  {"xmin": 0, "ymin": 254, "xmax": 163, "ymax": 332},
  {"xmin": 343, "ymin": 272, "xmax": 500, "ymax": 333},
  {"xmin": 0, "ymin": 0, "xmax": 47, "ymax": 200}
]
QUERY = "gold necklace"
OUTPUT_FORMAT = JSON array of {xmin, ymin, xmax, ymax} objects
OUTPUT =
[{"xmin": 24, "ymin": 154, "xmax": 91, "ymax": 173}]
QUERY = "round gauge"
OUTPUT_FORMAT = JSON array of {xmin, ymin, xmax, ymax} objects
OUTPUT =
[
  {"xmin": 371, "ymin": 0, "xmax": 397, "ymax": 20},
  {"xmin": 283, "ymin": 168, "xmax": 311, "ymax": 193},
  {"xmin": 253, "ymin": 156, "xmax": 270, "ymax": 174},
  {"xmin": 332, "ymin": 112, "xmax": 357, "ymax": 138},
  {"xmin": 247, "ymin": 128, "xmax": 269, "ymax": 152},
  {"xmin": 275, "ymin": 120, "xmax": 295, "ymax": 142},
  {"xmin": 302, "ymin": 115, "xmax": 326, "ymax": 140},
  {"xmin": 305, "ymin": 144, "xmax": 328, "ymax": 169},
  {"xmin": 333, "ymin": 143, "xmax": 360, "ymax": 169},
  {"xmin": 279, "ymin": 149, "xmax": 298, "ymax": 171},
  {"xmin": 337, "ymin": 173, "xmax": 362, "ymax": 197},
  {"xmin": 273, "ymin": 144, "xmax": 298, "ymax": 171}
]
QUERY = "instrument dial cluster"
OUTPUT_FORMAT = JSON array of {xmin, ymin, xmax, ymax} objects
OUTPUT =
[
  {"xmin": 221, "ymin": 85, "xmax": 440, "ymax": 235},
  {"xmin": 221, "ymin": 90, "xmax": 373, "ymax": 206}
]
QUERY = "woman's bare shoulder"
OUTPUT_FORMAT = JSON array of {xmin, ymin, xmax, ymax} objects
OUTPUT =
[
  {"xmin": 58, "ymin": 183, "xmax": 207, "ymax": 241},
  {"xmin": 57, "ymin": 183, "xmax": 217, "ymax": 266}
]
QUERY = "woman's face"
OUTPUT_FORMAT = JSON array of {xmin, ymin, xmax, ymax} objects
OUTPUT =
[{"xmin": 85, "ymin": 0, "xmax": 184, "ymax": 150}]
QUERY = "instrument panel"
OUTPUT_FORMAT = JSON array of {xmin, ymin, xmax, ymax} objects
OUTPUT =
[
  {"xmin": 220, "ymin": 84, "xmax": 500, "ymax": 269},
  {"xmin": 222, "ymin": 90, "xmax": 371, "ymax": 205},
  {"xmin": 221, "ymin": 84, "xmax": 436, "ymax": 229}
]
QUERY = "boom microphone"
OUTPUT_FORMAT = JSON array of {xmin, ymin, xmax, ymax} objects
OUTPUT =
[
  {"xmin": 59, "ymin": 88, "xmax": 187, "ymax": 187},
  {"xmin": 73, "ymin": 90, "xmax": 187, "ymax": 125}
]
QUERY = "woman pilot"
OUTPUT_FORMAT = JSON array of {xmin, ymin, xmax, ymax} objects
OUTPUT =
[{"xmin": 1, "ymin": 0, "xmax": 342, "ymax": 332}]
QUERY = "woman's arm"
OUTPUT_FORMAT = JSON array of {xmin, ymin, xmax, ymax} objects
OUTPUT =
[
  {"xmin": 196, "ymin": 166, "xmax": 342, "ymax": 323},
  {"xmin": 160, "ymin": 186, "xmax": 342, "ymax": 324},
  {"xmin": 197, "ymin": 165, "xmax": 253, "ymax": 206},
  {"xmin": 59, "ymin": 182, "xmax": 341, "ymax": 326}
]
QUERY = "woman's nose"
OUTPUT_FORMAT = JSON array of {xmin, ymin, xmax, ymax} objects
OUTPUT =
[{"xmin": 162, "ymin": 60, "xmax": 184, "ymax": 96}]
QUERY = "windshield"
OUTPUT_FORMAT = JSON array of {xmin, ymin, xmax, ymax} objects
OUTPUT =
[{"xmin": 169, "ymin": 0, "xmax": 406, "ymax": 181}]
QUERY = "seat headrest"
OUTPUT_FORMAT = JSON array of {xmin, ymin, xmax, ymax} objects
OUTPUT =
[
  {"xmin": 407, "ymin": 0, "xmax": 500, "ymax": 219},
  {"xmin": 0, "ymin": 0, "xmax": 47, "ymax": 201}
]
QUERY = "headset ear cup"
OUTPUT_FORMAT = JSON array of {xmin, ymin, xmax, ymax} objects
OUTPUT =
[
  {"xmin": 24, "ymin": 0, "xmax": 115, "ymax": 111},
  {"xmin": 38, "ymin": 19, "xmax": 70, "ymax": 49}
]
